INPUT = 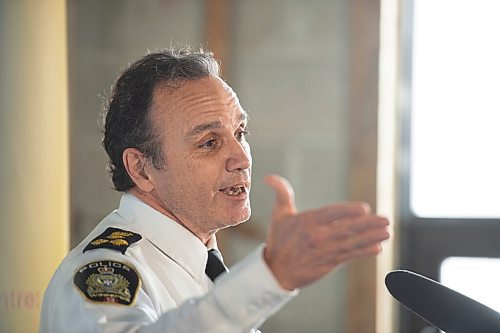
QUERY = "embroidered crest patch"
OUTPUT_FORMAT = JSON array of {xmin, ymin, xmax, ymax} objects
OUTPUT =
[
  {"xmin": 83, "ymin": 227, "xmax": 142, "ymax": 254},
  {"xmin": 74, "ymin": 260, "xmax": 140, "ymax": 305}
]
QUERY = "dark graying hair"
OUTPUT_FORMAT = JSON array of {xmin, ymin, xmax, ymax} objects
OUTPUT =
[{"xmin": 102, "ymin": 48, "xmax": 220, "ymax": 191}]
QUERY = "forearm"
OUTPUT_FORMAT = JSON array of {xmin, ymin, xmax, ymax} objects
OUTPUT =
[{"xmin": 140, "ymin": 246, "xmax": 297, "ymax": 333}]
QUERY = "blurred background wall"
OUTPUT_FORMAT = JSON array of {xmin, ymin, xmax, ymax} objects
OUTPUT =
[
  {"xmin": 0, "ymin": 1, "xmax": 69, "ymax": 332},
  {"xmin": 1, "ymin": 0, "xmax": 388, "ymax": 332}
]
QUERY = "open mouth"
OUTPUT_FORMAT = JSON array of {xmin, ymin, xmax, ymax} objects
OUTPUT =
[{"xmin": 220, "ymin": 185, "xmax": 247, "ymax": 196}]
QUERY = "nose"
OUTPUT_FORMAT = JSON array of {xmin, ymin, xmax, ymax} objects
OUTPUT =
[{"xmin": 226, "ymin": 139, "xmax": 251, "ymax": 173}]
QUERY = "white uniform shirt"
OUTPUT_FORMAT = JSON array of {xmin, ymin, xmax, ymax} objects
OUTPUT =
[{"xmin": 39, "ymin": 193, "xmax": 297, "ymax": 333}]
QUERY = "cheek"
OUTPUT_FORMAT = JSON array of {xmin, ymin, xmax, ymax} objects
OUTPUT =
[{"xmin": 168, "ymin": 161, "xmax": 217, "ymax": 196}]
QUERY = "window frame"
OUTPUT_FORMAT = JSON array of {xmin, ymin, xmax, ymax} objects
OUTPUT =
[{"xmin": 398, "ymin": 0, "xmax": 500, "ymax": 331}]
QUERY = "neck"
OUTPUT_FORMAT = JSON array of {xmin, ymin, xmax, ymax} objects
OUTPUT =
[{"xmin": 127, "ymin": 188, "xmax": 215, "ymax": 245}]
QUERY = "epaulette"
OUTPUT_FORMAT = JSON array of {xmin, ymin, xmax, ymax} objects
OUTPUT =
[{"xmin": 83, "ymin": 227, "xmax": 142, "ymax": 254}]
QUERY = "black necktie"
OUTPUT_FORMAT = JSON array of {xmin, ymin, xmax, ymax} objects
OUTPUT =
[{"xmin": 205, "ymin": 249, "xmax": 228, "ymax": 282}]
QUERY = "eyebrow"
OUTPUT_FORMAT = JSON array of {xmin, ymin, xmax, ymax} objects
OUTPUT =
[
  {"xmin": 187, "ymin": 112, "xmax": 248, "ymax": 139},
  {"xmin": 188, "ymin": 120, "xmax": 222, "ymax": 138}
]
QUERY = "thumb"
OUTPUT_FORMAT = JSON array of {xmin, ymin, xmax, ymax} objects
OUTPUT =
[{"xmin": 265, "ymin": 174, "xmax": 297, "ymax": 220}]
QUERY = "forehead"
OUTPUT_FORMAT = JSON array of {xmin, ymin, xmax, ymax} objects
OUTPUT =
[{"xmin": 151, "ymin": 77, "xmax": 246, "ymax": 133}]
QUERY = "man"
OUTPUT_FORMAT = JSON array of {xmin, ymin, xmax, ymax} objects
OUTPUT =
[{"xmin": 40, "ymin": 49, "xmax": 390, "ymax": 332}]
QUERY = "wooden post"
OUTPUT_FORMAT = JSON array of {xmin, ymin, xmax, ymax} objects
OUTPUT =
[
  {"xmin": 205, "ymin": 0, "xmax": 231, "ymax": 79},
  {"xmin": 346, "ymin": 1, "xmax": 381, "ymax": 332},
  {"xmin": 204, "ymin": 0, "xmax": 232, "ymax": 253}
]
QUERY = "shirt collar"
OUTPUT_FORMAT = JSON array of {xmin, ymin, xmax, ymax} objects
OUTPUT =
[{"xmin": 116, "ymin": 193, "xmax": 218, "ymax": 283}]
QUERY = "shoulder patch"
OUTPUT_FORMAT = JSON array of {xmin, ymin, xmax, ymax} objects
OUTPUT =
[
  {"xmin": 73, "ymin": 260, "xmax": 140, "ymax": 306},
  {"xmin": 83, "ymin": 227, "xmax": 142, "ymax": 254}
]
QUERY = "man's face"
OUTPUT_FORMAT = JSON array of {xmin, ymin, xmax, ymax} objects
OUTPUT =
[{"xmin": 147, "ymin": 77, "xmax": 252, "ymax": 237}]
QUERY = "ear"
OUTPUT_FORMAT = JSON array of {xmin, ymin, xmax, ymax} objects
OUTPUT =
[{"xmin": 122, "ymin": 148, "xmax": 155, "ymax": 192}]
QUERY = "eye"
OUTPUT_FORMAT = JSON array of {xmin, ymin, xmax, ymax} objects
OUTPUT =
[
  {"xmin": 199, "ymin": 139, "xmax": 217, "ymax": 149},
  {"xmin": 235, "ymin": 130, "xmax": 249, "ymax": 142}
]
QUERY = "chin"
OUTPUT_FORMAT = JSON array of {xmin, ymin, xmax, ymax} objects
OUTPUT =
[
  {"xmin": 235, "ymin": 213, "xmax": 251, "ymax": 225},
  {"xmin": 221, "ymin": 209, "xmax": 251, "ymax": 229}
]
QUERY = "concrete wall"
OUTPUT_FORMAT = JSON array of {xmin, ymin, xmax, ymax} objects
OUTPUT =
[
  {"xmin": 69, "ymin": 1, "xmax": 353, "ymax": 332},
  {"xmin": 68, "ymin": 0, "xmax": 204, "ymax": 241},
  {"xmin": 228, "ymin": 1, "xmax": 351, "ymax": 332}
]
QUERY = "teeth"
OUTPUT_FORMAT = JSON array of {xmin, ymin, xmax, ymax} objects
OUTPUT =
[{"xmin": 223, "ymin": 186, "xmax": 244, "ymax": 195}]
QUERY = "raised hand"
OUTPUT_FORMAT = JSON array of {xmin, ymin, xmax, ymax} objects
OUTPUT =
[{"xmin": 263, "ymin": 174, "xmax": 390, "ymax": 291}]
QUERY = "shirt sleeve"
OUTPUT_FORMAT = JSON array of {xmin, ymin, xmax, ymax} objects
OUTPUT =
[
  {"xmin": 140, "ymin": 244, "xmax": 298, "ymax": 333},
  {"xmin": 40, "ymin": 245, "xmax": 297, "ymax": 333}
]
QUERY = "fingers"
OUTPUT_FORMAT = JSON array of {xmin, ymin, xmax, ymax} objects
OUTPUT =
[
  {"xmin": 345, "ymin": 226, "xmax": 390, "ymax": 250},
  {"xmin": 316, "ymin": 212, "xmax": 389, "ymax": 240},
  {"xmin": 265, "ymin": 174, "xmax": 297, "ymax": 219},
  {"xmin": 335, "ymin": 243, "xmax": 383, "ymax": 263},
  {"xmin": 328, "ymin": 224, "xmax": 390, "ymax": 261},
  {"xmin": 314, "ymin": 202, "xmax": 371, "ymax": 223},
  {"xmin": 310, "ymin": 215, "xmax": 390, "ymax": 265},
  {"xmin": 305, "ymin": 205, "xmax": 387, "ymax": 240},
  {"xmin": 336, "ymin": 215, "xmax": 389, "ymax": 237}
]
